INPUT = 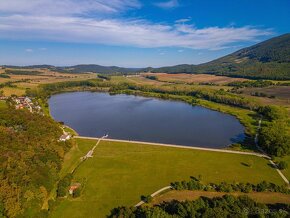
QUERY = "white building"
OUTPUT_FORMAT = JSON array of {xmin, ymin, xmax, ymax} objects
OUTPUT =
[{"xmin": 59, "ymin": 134, "xmax": 71, "ymax": 142}]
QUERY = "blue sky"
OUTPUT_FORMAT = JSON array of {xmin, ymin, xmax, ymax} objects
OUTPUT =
[{"xmin": 0, "ymin": 0, "xmax": 289, "ymax": 67}]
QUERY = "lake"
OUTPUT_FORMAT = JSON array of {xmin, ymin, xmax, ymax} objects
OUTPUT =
[{"xmin": 49, "ymin": 92, "xmax": 245, "ymax": 148}]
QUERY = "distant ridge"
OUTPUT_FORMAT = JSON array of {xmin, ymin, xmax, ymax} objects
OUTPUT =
[
  {"xmin": 3, "ymin": 64, "xmax": 141, "ymax": 74},
  {"xmin": 2, "ymin": 34, "xmax": 290, "ymax": 79}
]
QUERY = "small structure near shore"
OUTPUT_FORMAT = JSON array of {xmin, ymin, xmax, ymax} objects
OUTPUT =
[{"xmin": 59, "ymin": 133, "xmax": 71, "ymax": 142}]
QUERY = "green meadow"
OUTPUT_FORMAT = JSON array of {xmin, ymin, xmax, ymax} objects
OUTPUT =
[
  {"xmin": 51, "ymin": 139, "xmax": 284, "ymax": 217},
  {"xmin": 0, "ymin": 100, "xmax": 7, "ymax": 109}
]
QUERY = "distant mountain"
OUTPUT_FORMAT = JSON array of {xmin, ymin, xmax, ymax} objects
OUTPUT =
[
  {"xmin": 54, "ymin": 64, "xmax": 142, "ymax": 74},
  {"xmin": 151, "ymin": 34, "xmax": 290, "ymax": 80},
  {"xmin": 3, "ymin": 65, "xmax": 55, "ymax": 69},
  {"xmin": 3, "ymin": 34, "xmax": 289, "ymax": 79}
]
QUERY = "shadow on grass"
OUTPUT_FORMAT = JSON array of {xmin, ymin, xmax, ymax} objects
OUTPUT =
[{"xmin": 241, "ymin": 162, "xmax": 251, "ymax": 167}]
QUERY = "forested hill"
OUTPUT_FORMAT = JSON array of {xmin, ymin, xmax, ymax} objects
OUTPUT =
[
  {"xmin": 151, "ymin": 34, "xmax": 290, "ymax": 80},
  {"xmin": 0, "ymin": 104, "xmax": 72, "ymax": 217},
  {"xmin": 3, "ymin": 64, "xmax": 141, "ymax": 74}
]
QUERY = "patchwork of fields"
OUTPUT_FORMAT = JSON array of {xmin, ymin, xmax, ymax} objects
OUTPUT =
[{"xmin": 0, "ymin": 68, "xmax": 96, "ymax": 96}]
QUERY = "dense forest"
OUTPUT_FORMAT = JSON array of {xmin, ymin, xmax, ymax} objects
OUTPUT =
[
  {"xmin": 109, "ymin": 195, "xmax": 289, "ymax": 217},
  {"xmin": 151, "ymin": 34, "xmax": 290, "ymax": 80},
  {"xmin": 0, "ymin": 104, "xmax": 71, "ymax": 217}
]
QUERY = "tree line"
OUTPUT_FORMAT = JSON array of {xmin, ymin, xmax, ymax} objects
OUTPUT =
[
  {"xmin": 109, "ymin": 195, "xmax": 289, "ymax": 217},
  {"xmin": 258, "ymin": 106, "xmax": 290, "ymax": 157},
  {"xmin": 170, "ymin": 176, "xmax": 290, "ymax": 195}
]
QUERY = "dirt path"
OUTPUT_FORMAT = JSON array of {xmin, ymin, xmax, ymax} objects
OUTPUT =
[{"xmin": 135, "ymin": 186, "xmax": 172, "ymax": 207}]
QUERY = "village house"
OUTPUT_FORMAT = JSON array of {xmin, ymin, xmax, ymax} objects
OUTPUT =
[
  {"xmin": 69, "ymin": 183, "xmax": 81, "ymax": 195},
  {"xmin": 12, "ymin": 96, "xmax": 42, "ymax": 113}
]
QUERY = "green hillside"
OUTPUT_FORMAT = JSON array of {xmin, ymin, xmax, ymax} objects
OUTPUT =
[{"xmin": 152, "ymin": 34, "xmax": 290, "ymax": 80}]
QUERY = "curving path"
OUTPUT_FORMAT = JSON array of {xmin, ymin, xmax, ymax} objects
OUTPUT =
[{"xmin": 135, "ymin": 186, "xmax": 172, "ymax": 207}]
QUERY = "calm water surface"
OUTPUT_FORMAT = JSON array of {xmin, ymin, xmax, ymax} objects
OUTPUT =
[{"xmin": 49, "ymin": 92, "xmax": 245, "ymax": 148}]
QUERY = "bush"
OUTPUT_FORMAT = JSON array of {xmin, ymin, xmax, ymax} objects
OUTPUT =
[
  {"xmin": 0, "ymin": 74, "xmax": 10, "ymax": 78},
  {"xmin": 277, "ymin": 161, "xmax": 288, "ymax": 170},
  {"xmin": 56, "ymin": 173, "xmax": 73, "ymax": 197},
  {"xmin": 141, "ymin": 195, "xmax": 153, "ymax": 203},
  {"xmin": 73, "ymin": 188, "xmax": 81, "ymax": 198}
]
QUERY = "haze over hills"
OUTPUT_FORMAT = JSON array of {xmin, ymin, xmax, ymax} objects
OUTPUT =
[{"xmin": 3, "ymin": 34, "xmax": 290, "ymax": 79}]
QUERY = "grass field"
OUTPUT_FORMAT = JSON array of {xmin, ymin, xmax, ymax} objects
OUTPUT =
[
  {"xmin": 1, "ymin": 86, "xmax": 26, "ymax": 96},
  {"xmin": 151, "ymin": 190, "xmax": 290, "ymax": 205},
  {"xmin": 0, "ymin": 100, "xmax": 7, "ymax": 109},
  {"xmin": 51, "ymin": 138, "xmax": 284, "ymax": 217}
]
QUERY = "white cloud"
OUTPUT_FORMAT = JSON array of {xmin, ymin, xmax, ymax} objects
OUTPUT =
[
  {"xmin": 154, "ymin": 0, "xmax": 179, "ymax": 9},
  {"xmin": 175, "ymin": 18, "xmax": 191, "ymax": 23},
  {"xmin": 0, "ymin": 0, "xmax": 141, "ymax": 15},
  {"xmin": 0, "ymin": 0, "xmax": 273, "ymax": 50},
  {"xmin": 25, "ymin": 48, "xmax": 33, "ymax": 52}
]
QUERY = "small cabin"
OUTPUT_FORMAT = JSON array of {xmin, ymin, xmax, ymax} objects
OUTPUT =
[
  {"xmin": 69, "ymin": 183, "xmax": 81, "ymax": 195},
  {"xmin": 59, "ymin": 134, "xmax": 71, "ymax": 142}
]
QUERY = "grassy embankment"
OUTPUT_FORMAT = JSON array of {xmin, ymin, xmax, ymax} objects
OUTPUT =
[{"xmin": 51, "ymin": 138, "xmax": 284, "ymax": 218}]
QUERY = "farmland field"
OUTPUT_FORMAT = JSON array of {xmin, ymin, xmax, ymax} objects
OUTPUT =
[
  {"xmin": 144, "ymin": 73, "xmax": 248, "ymax": 85},
  {"xmin": 51, "ymin": 138, "xmax": 284, "ymax": 217},
  {"xmin": 0, "ymin": 68, "xmax": 97, "ymax": 97},
  {"xmin": 241, "ymin": 86, "xmax": 290, "ymax": 99}
]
